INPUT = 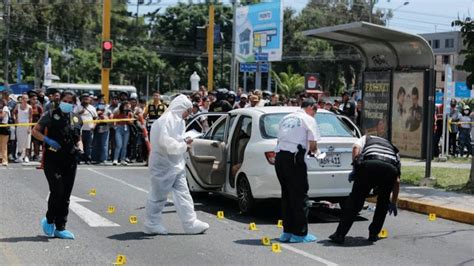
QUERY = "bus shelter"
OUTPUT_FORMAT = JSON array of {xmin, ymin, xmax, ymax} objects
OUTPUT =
[{"xmin": 303, "ymin": 22, "xmax": 435, "ymax": 178}]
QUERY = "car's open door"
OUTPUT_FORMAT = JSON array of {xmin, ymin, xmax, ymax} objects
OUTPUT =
[
  {"xmin": 186, "ymin": 114, "xmax": 231, "ymax": 189},
  {"xmin": 338, "ymin": 115, "xmax": 362, "ymax": 138}
]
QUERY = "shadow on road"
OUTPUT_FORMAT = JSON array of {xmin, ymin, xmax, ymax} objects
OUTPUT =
[
  {"xmin": 107, "ymin": 231, "xmax": 155, "ymax": 241},
  {"xmin": 234, "ymin": 239, "xmax": 271, "ymax": 246},
  {"xmin": 318, "ymin": 237, "xmax": 374, "ymax": 247},
  {"xmin": 0, "ymin": 235, "xmax": 49, "ymax": 243},
  {"xmin": 194, "ymin": 194, "xmax": 368, "ymax": 226}
]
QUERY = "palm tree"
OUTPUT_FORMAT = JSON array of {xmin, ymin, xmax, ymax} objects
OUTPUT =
[{"xmin": 271, "ymin": 66, "xmax": 305, "ymax": 97}]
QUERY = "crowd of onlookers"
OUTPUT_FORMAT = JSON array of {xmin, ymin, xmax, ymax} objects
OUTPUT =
[{"xmin": 0, "ymin": 85, "xmax": 361, "ymax": 167}]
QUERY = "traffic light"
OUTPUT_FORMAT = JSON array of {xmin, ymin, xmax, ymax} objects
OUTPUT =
[{"xmin": 102, "ymin": 40, "xmax": 113, "ymax": 69}]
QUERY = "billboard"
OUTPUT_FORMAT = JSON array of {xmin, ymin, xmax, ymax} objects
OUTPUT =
[
  {"xmin": 362, "ymin": 72, "xmax": 391, "ymax": 139},
  {"xmin": 391, "ymin": 72, "xmax": 424, "ymax": 158},
  {"xmin": 235, "ymin": 0, "xmax": 283, "ymax": 63}
]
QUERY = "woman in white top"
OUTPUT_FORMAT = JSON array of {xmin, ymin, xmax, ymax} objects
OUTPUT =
[
  {"xmin": 0, "ymin": 100, "xmax": 10, "ymax": 166},
  {"xmin": 14, "ymin": 94, "xmax": 32, "ymax": 163}
]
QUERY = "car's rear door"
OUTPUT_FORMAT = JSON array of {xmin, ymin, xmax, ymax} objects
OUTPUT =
[{"xmin": 187, "ymin": 114, "xmax": 231, "ymax": 189}]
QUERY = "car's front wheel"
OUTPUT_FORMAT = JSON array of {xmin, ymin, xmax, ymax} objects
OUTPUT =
[{"xmin": 237, "ymin": 175, "xmax": 255, "ymax": 214}]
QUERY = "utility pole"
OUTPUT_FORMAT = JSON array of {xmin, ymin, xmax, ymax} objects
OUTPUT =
[
  {"xmin": 207, "ymin": 4, "xmax": 215, "ymax": 91},
  {"xmin": 101, "ymin": 0, "xmax": 112, "ymax": 103},
  {"xmin": 230, "ymin": 0, "xmax": 238, "ymax": 91},
  {"xmin": 368, "ymin": 0, "xmax": 374, "ymax": 23},
  {"xmin": 3, "ymin": 0, "xmax": 11, "ymax": 89}
]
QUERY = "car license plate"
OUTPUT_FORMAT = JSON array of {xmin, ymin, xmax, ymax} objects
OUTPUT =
[{"xmin": 318, "ymin": 152, "xmax": 341, "ymax": 167}]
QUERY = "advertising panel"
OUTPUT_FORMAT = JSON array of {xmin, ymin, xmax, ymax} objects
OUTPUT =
[
  {"xmin": 235, "ymin": 0, "xmax": 283, "ymax": 63},
  {"xmin": 362, "ymin": 72, "xmax": 391, "ymax": 139},
  {"xmin": 391, "ymin": 72, "xmax": 425, "ymax": 158}
]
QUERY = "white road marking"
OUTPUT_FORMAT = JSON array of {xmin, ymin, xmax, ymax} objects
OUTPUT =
[
  {"xmin": 280, "ymin": 243, "xmax": 338, "ymax": 266},
  {"xmin": 88, "ymin": 167, "xmax": 337, "ymax": 265},
  {"xmin": 69, "ymin": 195, "xmax": 120, "ymax": 227},
  {"xmin": 87, "ymin": 168, "xmax": 149, "ymax": 194}
]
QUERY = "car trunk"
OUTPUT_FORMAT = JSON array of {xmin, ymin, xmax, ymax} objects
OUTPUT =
[{"xmin": 305, "ymin": 137, "xmax": 357, "ymax": 171}]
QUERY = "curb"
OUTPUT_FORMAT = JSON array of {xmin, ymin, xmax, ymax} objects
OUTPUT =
[{"xmin": 367, "ymin": 197, "xmax": 474, "ymax": 225}]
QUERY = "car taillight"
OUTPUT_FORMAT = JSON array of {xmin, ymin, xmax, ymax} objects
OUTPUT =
[{"xmin": 265, "ymin": 151, "xmax": 276, "ymax": 165}]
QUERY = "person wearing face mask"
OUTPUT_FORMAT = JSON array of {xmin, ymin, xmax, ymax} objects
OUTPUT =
[
  {"xmin": 32, "ymin": 90, "xmax": 83, "ymax": 240},
  {"xmin": 458, "ymin": 105, "xmax": 472, "ymax": 157},
  {"xmin": 448, "ymin": 99, "xmax": 462, "ymax": 156},
  {"xmin": 112, "ymin": 101, "xmax": 133, "ymax": 166},
  {"xmin": 144, "ymin": 94, "xmax": 209, "ymax": 235}
]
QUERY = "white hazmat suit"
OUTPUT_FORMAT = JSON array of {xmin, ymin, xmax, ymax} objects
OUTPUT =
[{"xmin": 144, "ymin": 95, "xmax": 209, "ymax": 235}]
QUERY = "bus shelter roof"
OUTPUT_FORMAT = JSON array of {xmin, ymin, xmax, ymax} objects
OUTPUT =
[{"xmin": 302, "ymin": 22, "xmax": 434, "ymax": 70}]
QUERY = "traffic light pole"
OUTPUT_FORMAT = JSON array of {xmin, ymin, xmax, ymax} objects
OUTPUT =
[
  {"xmin": 101, "ymin": 0, "xmax": 111, "ymax": 103},
  {"xmin": 207, "ymin": 4, "xmax": 215, "ymax": 92},
  {"xmin": 3, "ymin": 0, "xmax": 11, "ymax": 89}
]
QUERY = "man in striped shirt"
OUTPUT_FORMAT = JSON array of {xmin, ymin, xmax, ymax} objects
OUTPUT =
[{"xmin": 329, "ymin": 135, "xmax": 401, "ymax": 244}]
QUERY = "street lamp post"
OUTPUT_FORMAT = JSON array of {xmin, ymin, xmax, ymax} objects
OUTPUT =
[{"xmin": 387, "ymin": 1, "xmax": 410, "ymax": 27}]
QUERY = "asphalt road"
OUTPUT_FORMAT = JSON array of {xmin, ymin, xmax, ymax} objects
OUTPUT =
[{"xmin": 1, "ymin": 165, "xmax": 473, "ymax": 265}]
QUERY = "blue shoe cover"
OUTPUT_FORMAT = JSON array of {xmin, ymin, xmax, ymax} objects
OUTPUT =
[
  {"xmin": 54, "ymin": 229, "xmax": 75, "ymax": 240},
  {"xmin": 279, "ymin": 232, "xmax": 292, "ymax": 242},
  {"xmin": 289, "ymin": 233, "xmax": 317, "ymax": 243},
  {"xmin": 41, "ymin": 217, "xmax": 55, "ymax": 237}
]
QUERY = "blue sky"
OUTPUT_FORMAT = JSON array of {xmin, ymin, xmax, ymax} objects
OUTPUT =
[{"xmin": 130, "ymin": 0, "xmax": 473, "ymax": 34}]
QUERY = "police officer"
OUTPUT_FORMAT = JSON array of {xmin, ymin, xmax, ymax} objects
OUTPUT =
[
  {"xmin": 341, "ymin": 91, "xmax": 356, "ymax": 122},
  {"xmin": 144, "ymin": 92, "xmax": 167, "ymax": 132},
  {"xmin": 32, "ymin": 91, "xmax": 83, "ymax": 240},
  {"xmin": 275, "ymin": 97, "xmax": 321, "ymax": 243},
  {"xmin": 329, "ymin": 134, "xmax": 401, "ymax": 244}
]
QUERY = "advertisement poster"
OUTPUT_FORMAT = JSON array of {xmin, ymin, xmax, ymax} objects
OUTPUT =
[
  {"xmin": 391, "ymin": 72, "xmax": 424, "ymax": 158},
  {"xmin": 362, "ymin": 72, "xmax": 391, "ymax": 138},
  {"xmin": 235, "ymin": 0, "xmax": 283, "ymax": 63}
]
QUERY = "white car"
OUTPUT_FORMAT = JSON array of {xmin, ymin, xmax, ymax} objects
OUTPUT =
[{"xmin": 185, "ymin": 107, "xmax": 361, "ymax": 213}]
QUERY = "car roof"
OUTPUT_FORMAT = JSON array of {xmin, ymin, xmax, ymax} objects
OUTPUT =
[{"xmin": 229, "ymin": 106, "xmax": 333, "ymax": 115}]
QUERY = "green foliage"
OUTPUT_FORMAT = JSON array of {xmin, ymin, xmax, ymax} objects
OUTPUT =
[
  {"xmin": 271, "ymin": 66, "xmax": 305, "ymax": 97},
  {"xmin": 452, "ymin": 18, "xmax": 474, "ymax": 90}
]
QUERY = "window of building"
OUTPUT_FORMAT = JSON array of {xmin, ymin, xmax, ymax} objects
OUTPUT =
[
  {"xmin": 443, "ymin": 55, "xmax": 450, "ymax": 64},
  {"xmin": 433, "ymin": 39, "xmax": 440, "ymax": 49},
  {"xmin": 445, "ymin": 38, "xmax": 454, "ymax": 48},
  {"xmin": 429, "ymin": 40, "xmax": 432, "ymax": 46},
  {"xmin": 441, "ymin": 73, "xmax": 445, "ymax": 82}
]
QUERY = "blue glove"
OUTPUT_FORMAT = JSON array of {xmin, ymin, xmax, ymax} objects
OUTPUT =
[
  {"xmin": 388, "ymin": 202, "xmax": 398, "ymax": 216},
  {"xmin": 348, "ymin": 170, "xmax": 356, "ymax": 183},
  {"xmin": 44, "ymin": 136, "xmax": 61, "ymax": 151}
]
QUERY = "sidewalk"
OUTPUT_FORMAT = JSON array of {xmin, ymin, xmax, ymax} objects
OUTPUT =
[
  {"xmin": 401, "ymin": 160, "xmax": 471, "ymax": 169},
  {"xmin": 370, "ymin": 184, "xmax": 474, "ymax": 225}
]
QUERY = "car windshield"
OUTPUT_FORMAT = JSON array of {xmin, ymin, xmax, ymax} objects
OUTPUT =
[{"xmin": 260, "ymin": 112, "xmax": 355, "ymax": 138}]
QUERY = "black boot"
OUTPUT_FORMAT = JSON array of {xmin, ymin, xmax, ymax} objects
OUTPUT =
[{"xmin": 329, "ymin": 233, "xmax": 345, "ymax": 244}]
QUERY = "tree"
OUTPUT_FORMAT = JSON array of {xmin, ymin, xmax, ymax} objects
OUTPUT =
[
  {"xmin": 271, "ymin": 66, "xmax": 305, "ymax": 97},
  {"xmin": 452, "ymin": 17, "xmax": 474, "ymax": 185}
]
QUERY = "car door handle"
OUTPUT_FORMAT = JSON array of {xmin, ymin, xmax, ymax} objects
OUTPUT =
[{"xmin": 211, "ymin": 142, "xmax": 219, "ymax": 147}]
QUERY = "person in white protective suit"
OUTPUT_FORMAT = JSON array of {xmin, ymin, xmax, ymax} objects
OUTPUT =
[{"xmin": 144, "ymin": 94, "xmax": 210, "ymax": 235}]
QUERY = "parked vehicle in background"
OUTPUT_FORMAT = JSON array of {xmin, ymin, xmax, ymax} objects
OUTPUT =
[{"xmin": 46, "ymin": 83, "xmax": 137, "ymax": 100}]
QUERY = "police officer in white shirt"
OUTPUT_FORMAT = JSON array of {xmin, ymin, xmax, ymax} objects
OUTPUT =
[
  {"xmin": 275, "ymin": 97, "xmax": 321, "ymax": 243},
  {"xmin": 329, "ymin": 134, "xmax": 401, "ymax": 244}
]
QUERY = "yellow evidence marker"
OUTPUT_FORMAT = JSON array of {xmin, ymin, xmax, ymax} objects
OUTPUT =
[
  {"xmin": 217, "ymin": 211, "xmax": 224, "ymax": 219},
  {"xmin": 277, "ymin": 220, "xmax": 283, "ymax": 228},
  {"xmin": 428, "ymin": 213, "xmax": 437, "ymax": 221},
  {"xmin": 129, "ymin": 216, "xmax": 138, "ymax": 224},
  {"xmin": 249, "ymin": 222, "xmax": 258, "ymax": 231},
  {"xmin": 271, "ymin": 243, "xmax": 282, "ymax": 253},
  {"xmin": 88, "ymin": 188, "xmax": 96, "ymax": 196},
  {"xmin": 107, "ymin": 206, "xmax": 116, "ymax": 214},
  {"xmin": 262, "ymin": 237, "xmax": 271, "ymax": 246},
  {"xmin": 113, "ymin": 254, "xmax": 127, "ymax": 265},
  {"xmin": 378, "ymin": 228, "xmax": 388, "ymax": 238}
]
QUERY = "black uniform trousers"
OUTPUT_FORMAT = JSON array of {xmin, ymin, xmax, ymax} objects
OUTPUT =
[
  {"xmin": 275, "ymin": 151, "xmax": 309, "ymax": 237},
  {"xmin": 336, "ymin": 159, "xmax": 398, "ymax": 237},
  {"xmin": 43, "ymin": 153, "xmax": 78, "ymax": 230}
]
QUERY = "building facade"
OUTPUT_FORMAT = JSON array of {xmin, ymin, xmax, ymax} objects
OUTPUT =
[{"xmin": 420, "ymin": 31, "xmax": 468, "ymax": 90}]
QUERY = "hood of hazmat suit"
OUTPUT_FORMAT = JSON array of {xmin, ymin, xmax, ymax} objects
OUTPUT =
[{"xmin": 145, "ymin": 94, "xmax": 209, "ymax": 235}]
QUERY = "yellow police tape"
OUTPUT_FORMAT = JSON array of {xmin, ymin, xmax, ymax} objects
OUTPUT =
[{"xmin": 0, "ymin": 118, "xmax": 136, "ymax": 127}]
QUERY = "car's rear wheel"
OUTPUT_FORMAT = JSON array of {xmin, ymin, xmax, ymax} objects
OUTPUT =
[{"xmin": 237, "ymin": 175, "xmax": 255, "ymax": 214}]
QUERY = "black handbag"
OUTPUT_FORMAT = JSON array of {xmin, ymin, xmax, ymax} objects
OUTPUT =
[{"xmin": 0, "ymin": 124, "xmax": 10, "ymax": 136}]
